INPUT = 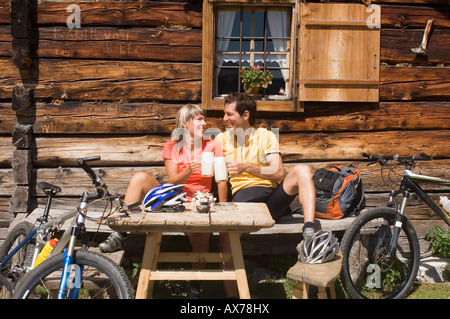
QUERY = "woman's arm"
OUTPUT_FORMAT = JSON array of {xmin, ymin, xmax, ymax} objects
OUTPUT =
[{"xmin": 164, "ymin": 159, "xmax": 199, "ymax": 184}]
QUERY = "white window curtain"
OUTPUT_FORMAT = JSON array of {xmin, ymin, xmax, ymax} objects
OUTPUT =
[
  {"xmin": 267, "ymin": 10, "xmax": 288, "ymax": 82},
  {"xmin": 217, "ymin": 11, "xmax": 238, "ymax": 66},
  {"xmin": 217, "ymin": 9, "xmax": 288, "ymax": 80}
]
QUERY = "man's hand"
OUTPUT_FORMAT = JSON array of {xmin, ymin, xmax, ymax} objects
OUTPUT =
[{"xmin": 226, "ymin": 161, "xmax": 245, "ymax": 178}]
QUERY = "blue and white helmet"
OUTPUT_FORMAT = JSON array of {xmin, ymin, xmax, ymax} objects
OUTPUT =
[{"xmin": 143, "ymin": 184, "xmax": 187, "ymax": 211}]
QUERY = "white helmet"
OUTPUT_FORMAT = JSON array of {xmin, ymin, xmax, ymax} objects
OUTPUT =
[
  {"xmin": 298, "ymin": 230, "xmax": 339, "ymax": 264},
  {"xmin": 143, "ymin": 184, "xmax": 187, "ymax": 212}
]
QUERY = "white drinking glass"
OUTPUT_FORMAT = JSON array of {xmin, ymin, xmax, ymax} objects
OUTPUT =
[
  {"xmin": 201, "ymin": 152, "xmax": 214, "ymax": 177},
  {"xmin": 214, "ymin": 156, "xmax": 228, "ymax": 181}
]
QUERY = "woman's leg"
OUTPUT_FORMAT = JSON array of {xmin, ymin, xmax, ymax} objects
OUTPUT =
[
  {"xmin": 99, "ymin": 171, "xmax": 159, "ymax": 252},
  {"xmin": 124, "ymin": 171, "xmax": 160, "ymax": 204}
]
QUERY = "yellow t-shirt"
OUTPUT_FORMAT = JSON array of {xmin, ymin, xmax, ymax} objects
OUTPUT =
[{"xmin": 215, "ymin": 127, "xmax": 280, "ymax": 194}]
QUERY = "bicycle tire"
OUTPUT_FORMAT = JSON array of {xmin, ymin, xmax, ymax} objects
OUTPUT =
[
  {"xmin": 12, "ymin": 250, "xmax": 134, "ymax": 299},
  {"xmin": 340, "ymin": 207, "xmax": 420, "ymax": 299},
  {"xmin": 0, "ymin": 221, "xmax": 36, "ymax": 298}
]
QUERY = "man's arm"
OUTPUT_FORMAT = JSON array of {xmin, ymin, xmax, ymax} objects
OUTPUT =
[
  {"xmin": 227, "ymin": 153, "xmax": 284, "ymax": 182},
  {"xmin": 217, "ymin": 180, "xmax": 228, "ymax": 202}
]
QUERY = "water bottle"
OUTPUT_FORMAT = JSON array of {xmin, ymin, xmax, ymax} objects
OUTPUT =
[
  {"xmin": 33, "ymin": 238, "xmax": 58, "ymax": 267},
  {"xmin": 439, "ymin": 196, "xmax": 450, "ymax": 214}
]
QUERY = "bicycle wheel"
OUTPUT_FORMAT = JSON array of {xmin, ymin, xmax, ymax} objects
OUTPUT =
[
  {"xmin": 340, "ymin": 207, "xmax": 420, "ymax": 299},
  {"xmin": 0, "ymin": 221, "xmax": 36, "ymax": 298},
  {"xmin": 12, "ymin": 250, "xmax": 134, "ymax": 299}
]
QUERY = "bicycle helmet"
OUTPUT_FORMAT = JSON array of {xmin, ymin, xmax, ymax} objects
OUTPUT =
[
  {"xmin": 298, "ymin": 230, "xmax": 339, "ymax": 264},
  {"xmin": 143, "ymin": 184, "xmax": 187, "ymax": 212}
]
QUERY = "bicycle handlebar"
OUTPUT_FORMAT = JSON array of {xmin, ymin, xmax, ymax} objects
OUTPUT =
[
  {"xmin": 361, "ymin": 152, "xmax": 433, "ymax": 167},
  {"xmin": 77, "ymin": 156, "xmax": 108, "ymax": 195}
]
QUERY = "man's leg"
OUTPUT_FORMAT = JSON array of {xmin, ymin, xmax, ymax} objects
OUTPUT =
[
  {"xmin": 282, "ymin": 164, "xmax": 315, "ymax": 224},
  {"xmin": 231, "ymin": 186, "xmax": 273, "ymax": 203},
  {"xmin": 277, "ymin": 164, "xmax": 316, "ymax": 237}
]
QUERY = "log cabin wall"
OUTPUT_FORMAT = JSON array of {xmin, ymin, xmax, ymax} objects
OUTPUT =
[{"xmin": 0, "ymin": 0, "xmax": 449, "ymax": 250}]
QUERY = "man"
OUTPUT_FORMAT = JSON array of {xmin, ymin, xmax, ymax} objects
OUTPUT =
[{"xmin": 215, "ymin": 92, "xmax": 316, "ymax": 237}]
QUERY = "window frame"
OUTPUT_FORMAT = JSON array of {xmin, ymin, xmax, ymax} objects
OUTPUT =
[
  {"xmin": 215, "ymin": 6, "xmax": 292, "ymax": 99},
  {"xmin": 202, "ymin": 0, "xmax": 298, "ymax": 112},
  {"xmin": 202, "ymin": 0, "xmax": 380, "ymax": 112}
]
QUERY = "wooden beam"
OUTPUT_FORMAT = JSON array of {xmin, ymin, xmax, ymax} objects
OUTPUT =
[
  {"xmin": 381, "ymin": 29, "xmax": 450, "ymax": 64},
  {"xmin": 380, "ymin": 66, "xmax": 450, "ymax": 101},
  {"xmin": 10, "ymin": 0, "xmax": 32, "ymax": 69},
  {"xmin": 2, "ymin": 101, "xmax": 449, "ymax": 135}
]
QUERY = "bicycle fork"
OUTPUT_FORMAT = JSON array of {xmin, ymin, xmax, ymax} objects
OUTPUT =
[
  {"xmin": 57, "ymin": 204, "xmax": 88, "ymax": 299},
  {"xmin": 381, "ymin": 190, "xmax": 410, "ymax": 263}
]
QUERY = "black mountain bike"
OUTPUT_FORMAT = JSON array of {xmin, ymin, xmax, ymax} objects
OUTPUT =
[{"xmin": 340, "ymin": 153, "xmax": 450, "ymax": 299}]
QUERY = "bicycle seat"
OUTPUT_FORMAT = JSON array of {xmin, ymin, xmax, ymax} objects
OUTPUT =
[{"xmin": 38, "ymin": 182, "xmax": 62, "ymax": 195}]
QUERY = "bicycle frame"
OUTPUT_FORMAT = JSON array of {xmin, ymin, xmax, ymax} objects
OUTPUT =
[
  {"xmin": 0, "ymin": 207, "xmax": 79, "ymax": 290},
  {"xmin": 399, "ymin": 170, "xmax": 450, "ymax": 227},
  {"xmin": 383, "ymin": 170, "xmax": 450, "ymax": 261}
]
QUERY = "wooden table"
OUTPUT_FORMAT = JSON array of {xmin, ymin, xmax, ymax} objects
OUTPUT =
[{"xmin": 104, "ymin": 202, "xmax": 275, "ymax": 299}]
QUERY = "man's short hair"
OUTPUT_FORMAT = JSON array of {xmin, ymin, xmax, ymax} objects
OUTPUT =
[{"xmin": 224, "ymin": 92, "xmax": 256, "ymax": 126}]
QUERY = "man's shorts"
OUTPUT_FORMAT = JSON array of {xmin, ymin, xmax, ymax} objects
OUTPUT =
[{"xmin": 231, "ymin": 182, "xmax": 296, "ymax": 220}]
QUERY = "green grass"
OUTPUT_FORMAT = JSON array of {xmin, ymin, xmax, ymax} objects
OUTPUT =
[
  {"xmin": 406, "ymin": 282, "xmax": 450, "ymax": 299},
  {"xmin": 122, "ymin": 253, "xmax": 449, "ymax": 299}
]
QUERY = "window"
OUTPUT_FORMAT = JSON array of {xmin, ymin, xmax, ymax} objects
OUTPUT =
[
  {"xmin": 216, "ymin": 7, "xmax": 292, "ymax": 99},
  {"xmin": 202, "ymin": 0, "xmax": 380, "ymax": 112}
]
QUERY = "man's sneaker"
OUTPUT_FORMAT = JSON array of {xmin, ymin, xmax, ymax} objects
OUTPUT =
[
  {"xmin": 98, "ymin": 231, "xmax": 126, "ymax": 253},
  {"xmin": 303, "ymin": 227, "xmax": 315, "ymax": 239}
]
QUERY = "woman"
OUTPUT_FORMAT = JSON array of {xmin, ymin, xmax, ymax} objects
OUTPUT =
[{"xmin": 99, "ymin": 104, "xmax": 233, "ymax": 297}]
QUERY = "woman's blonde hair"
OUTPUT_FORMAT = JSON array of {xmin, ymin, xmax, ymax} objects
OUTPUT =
[
  {"xmin": 175, "ymin": 104, "xmax": 206, "ymax": 129},
  {"xmin": 172, "ymin": 104, "xmax": 206, "ymax": 151}
]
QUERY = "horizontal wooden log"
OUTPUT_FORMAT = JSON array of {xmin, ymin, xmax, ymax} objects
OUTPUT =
[
  {"xmin": 0, "ymin": 169, "xmax": 14, "ymax": 196},
  {"xmin": 2, "ymin": 101, "xmax": 449, "ymax": 135},
  {"xmin": 3, "ymin": 25, "xmax": 450, "ymax": 65},
  {"xmin": 1, "ymin": 159, "xmax": 448, "ymax": 197},
  {"xmin": 0, "ymin": 140, "xmax": 14, "ymax": 168},
  {"xmin": 0, "ymin": 1, "xmax": 203, "ymax": 27},
  {"xmin": 380, "ymin": 66, "xmax": 450, "ymax": 101},
  {"xmin": 0, "ymin": 197, "xmax": 12, "ymax": 229},
  {"xmin": 381, "ymin": 29, "xmax": 450, "ymax": 64},
  {"xmin": 381, "ymin": 4, "xmax": 450, "ymax": 29},
  {"xmin": 15, "ymin": 129, "xmax": 450, "ymax": 167},
  {"xmin": 26, "ymin": 160, "xmax": 449, "ymax": 197},
  {"xmin": 0, "ymin": 26, "xmax": 202, "ymax": 61},
  {"xmin": 1, "ymin": 127, "xmax": 449, "ymax": 167},
  {"xmin": 2, "ymin": 57, "xmax": 448, "ymax": 102},
  {"xmin": 2, "ymin": 1, "xmax": 449, "ymax": 27},
  {"xmin": 279, "ymin": 130, "xmax": 450, "ymax": 162},
  {"xmin": 0, "ymin": 58, "xmax": 201, "ymax": 101}
]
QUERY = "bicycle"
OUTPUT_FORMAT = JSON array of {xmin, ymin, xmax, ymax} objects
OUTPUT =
[
  {"xmin": 0, "ymin": 156, "xmax": 134, "ymax": 299},
  {"xmin": 340, "ymin": 152, "xmax": 450, "ymax": 299}
]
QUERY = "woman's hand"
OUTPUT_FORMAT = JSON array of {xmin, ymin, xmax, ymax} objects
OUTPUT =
[{"xmin": 188, "ymin": 161, "xmax": 200, "ymax": 174}]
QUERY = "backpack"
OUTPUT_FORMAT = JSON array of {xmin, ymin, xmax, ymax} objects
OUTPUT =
[{"xmin": 313, "ymin": 165, "xmax": 365, "ymax": 220}]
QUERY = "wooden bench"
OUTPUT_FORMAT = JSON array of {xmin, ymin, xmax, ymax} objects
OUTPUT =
[
  {"xmin": 16, "ymin": 207, "xmax": 358, "ymax": 257},
  {"xmin": 241, "ymin": 213, "xmax": 357, "ymax": 255},
  {"xmin": 287, "ymin": 248, "xmax": 343, "ymax": 299}
]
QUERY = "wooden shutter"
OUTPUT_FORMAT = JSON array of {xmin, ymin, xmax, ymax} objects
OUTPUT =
[{"xmin": 298, "ymin": 3, "xmax": 380, "ymax": 102}]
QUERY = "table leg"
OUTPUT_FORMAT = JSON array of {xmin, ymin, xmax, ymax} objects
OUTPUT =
[
  {"xmin": 228, "ymin": 232, "xmax": 250, "ymax": 299},
  {"xmin": 135, "ymin": 232, "xmax": 162, "ymax": 299}
]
